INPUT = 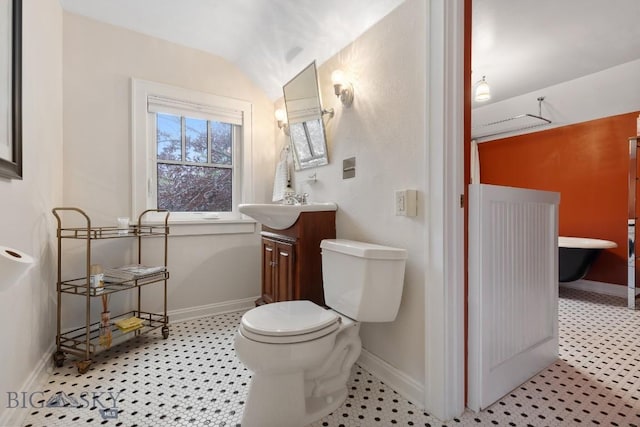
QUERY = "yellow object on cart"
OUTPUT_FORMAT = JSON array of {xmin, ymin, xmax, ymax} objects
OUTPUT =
[{"xmin": 115, "ymin": 316, "xmax": 144, "ymax": 333}]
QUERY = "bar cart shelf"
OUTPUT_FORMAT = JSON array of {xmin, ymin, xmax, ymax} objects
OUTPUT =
[{"xmin": 51, "ymin": 207, "xmax": 170, "ymax": 373}]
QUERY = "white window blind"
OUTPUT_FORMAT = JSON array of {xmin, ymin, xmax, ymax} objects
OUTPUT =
[{"xmin": 147, "ymin": 95, "xmax": 243, "ymax": 125}]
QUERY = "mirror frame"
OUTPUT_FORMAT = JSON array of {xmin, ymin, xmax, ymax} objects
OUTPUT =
[
  {"xmin": 283, "ymin": 61, "xmax": 329, "ymax": 171},
  {"xmin": 0, "ymin": 0, "xmax": 22, "ymax": 180}
]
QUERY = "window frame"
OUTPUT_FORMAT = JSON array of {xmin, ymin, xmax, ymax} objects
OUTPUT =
[
  {"xmin": 152, "ymin": 113, "xmax": 237, "ymax": 213},
  {"xmin": 132, "ymin": 79, "xmax": 254, "ymax": 225}
]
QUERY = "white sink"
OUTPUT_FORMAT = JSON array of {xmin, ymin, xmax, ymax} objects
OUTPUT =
[{"xmin": 239, "ymin": 202, "xmax": 337, "ymax": 230}]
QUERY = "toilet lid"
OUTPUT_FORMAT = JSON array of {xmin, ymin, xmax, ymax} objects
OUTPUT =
[{"xmin": 241, "ymin": 300, "xmax": 340, "ymax": 337}]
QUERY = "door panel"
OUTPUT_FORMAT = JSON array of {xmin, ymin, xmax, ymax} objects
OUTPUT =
[
  {"xmin": 468, "ymin": 184, "xmax": 560, "ymax": 411},
  {"xmin": 275, "ymin": 242, "xmax": 293, "ymax": 301},
  {"xmin": 262, "ymin": 239, "xmax": 276, "ymax": 304}
]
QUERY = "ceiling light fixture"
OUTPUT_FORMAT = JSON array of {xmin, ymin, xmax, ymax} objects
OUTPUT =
[
  {"xmin": 331, "ymin": 69, "xmax": 354, "ymax": 107},
  {"xmin": 474, "ymin": 75, "xmax": 491, "ymax": 102}
]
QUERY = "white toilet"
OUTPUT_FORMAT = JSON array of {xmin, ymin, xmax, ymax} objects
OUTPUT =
[{"xmin": 234, "ymin": 239, "xmax": 407, "ymax": 427}]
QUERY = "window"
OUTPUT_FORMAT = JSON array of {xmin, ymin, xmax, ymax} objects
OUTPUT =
[
  {"xmin": 289, "ymin": 119, "xmax": 327, "ymax": 167},
  {"xmin": 154, "ymin": 113, "xmax": 234, "ymax": 212},
  {"xmin": 132, "ymin": 79, "xmax": 253, "ymax": 224}
]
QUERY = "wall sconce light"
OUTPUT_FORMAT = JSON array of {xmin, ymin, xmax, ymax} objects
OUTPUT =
[
  {"xmin": 275, "ymin": 108, "xmax": 289, "ymax": 135},
  {"xmin": 322, "ymin": 108, "xmax": 335, "ymax": 118},
  {"xmin": 474, "ymin": 76, "xmax": 491, "ymax": 102},
  {"xmin": 331, "ymin": 69, "xmax": 354, "ymax": 107}
]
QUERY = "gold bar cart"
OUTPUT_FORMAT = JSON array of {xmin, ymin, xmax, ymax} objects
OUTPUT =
[{"xmin": 51, "ymin": 208, "xmax": 170, "ymax": 373}]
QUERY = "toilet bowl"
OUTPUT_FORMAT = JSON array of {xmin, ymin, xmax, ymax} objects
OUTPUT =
[
  {"xmin": 234, "ymin": 239, "xmax": 407, "ymax": 427},
  {"xmin": 235, "ymin": 300, "xmax": 359, "ymax": 427},
  {"xmin": 235, "ymin": 300, "xmax": 341, "ymax": 374}
]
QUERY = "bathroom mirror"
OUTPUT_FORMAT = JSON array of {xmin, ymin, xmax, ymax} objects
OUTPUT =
[{"xmin": 283, "ymin": 61, "xmax": 329, "ymax": 171}]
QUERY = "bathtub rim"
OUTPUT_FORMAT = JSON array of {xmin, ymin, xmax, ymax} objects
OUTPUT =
[{"xmin": 558, "ymin": 236, "xmax": 618, "ymax": 249}]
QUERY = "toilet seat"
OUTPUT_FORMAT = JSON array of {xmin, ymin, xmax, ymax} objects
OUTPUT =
[{"xmin": 240, "ymin": 300, "xmax": 340, "ymax": 344}]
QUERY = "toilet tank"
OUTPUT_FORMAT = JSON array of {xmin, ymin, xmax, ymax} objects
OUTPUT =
[{"xmin": 320, "ymin": 239, "xmax": 407, "ymax": 322}]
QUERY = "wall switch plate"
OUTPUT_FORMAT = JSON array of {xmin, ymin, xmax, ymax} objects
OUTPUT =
[
  {"xmin": 395, "ymin": 189, "xmax": 417, "ymax": 216},
  {"xmin": 343, "ymin": 157, "xmax": 356, "ymax": 179}
]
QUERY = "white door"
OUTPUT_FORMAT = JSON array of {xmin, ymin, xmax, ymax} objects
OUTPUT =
[{"xmin": 468, "ymin": 184, "xmax": 560, "ymax": 411}]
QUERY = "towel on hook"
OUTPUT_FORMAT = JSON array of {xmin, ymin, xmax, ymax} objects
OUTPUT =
[
  {"xmin": 471, "ymin": 139, "xmax": 480, "ymax": 184},
  {"xmin": 272, "ymin": 158, "xmax": 289, "ymax": 202}
]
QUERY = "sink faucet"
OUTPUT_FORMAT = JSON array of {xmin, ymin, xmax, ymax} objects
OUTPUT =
[
  {"xmin": 297, "ymin": 193, "xmax": 309, "ymax": 204},
  {"xmin": 285, "ymin": 193, "xmax": 309, "ymax": 205}
]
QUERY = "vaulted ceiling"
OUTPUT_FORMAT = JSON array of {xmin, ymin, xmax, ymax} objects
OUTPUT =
[
  {"xmin": 58, "ymin": 0, "xmax": 640, "ymax": 104},
  {"xmin": 59, "ymin": 0, "xmax": 405, "ymax": 100}
]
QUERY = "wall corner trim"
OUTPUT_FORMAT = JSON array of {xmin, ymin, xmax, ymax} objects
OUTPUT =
[
  {"xmin": 424, "ymin": 0, "xmax": 466, "ymax": 420},
  {"xmin": 357, "ymin": 348, "xmax": 425, "ymax": 408}
]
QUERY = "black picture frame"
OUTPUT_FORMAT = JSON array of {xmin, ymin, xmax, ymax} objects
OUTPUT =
[{"xmin": 0, "ymin": 0, "xmax": 22, "ymax": 180}]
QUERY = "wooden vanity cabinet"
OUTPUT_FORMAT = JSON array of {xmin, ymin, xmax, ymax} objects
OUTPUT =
[
  {"xmin": 257, "ymin": 210, "xmax": 336, "ymax": 306},
  {"xmin": 261, "ymin": 237, "xmax": 294, "ymax": 304}
]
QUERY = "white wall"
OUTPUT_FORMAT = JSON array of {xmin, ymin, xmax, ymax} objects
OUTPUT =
[
  {"xmin": 287, "ymin": 0, "xmax": 428, "ymax": 391},
  {"xmin": 0, "ymin": 0, "xmax": 63, "ymax": 424},
  {"xmin": 473, "ymin": 59, "xmax": 640, "ymax": 142},
  {"xmin": 0, "ymin": 2, "xmax": 438, "ymax": 422},
  {"xmin": 61, "ymin": 13, "xmax": 276, "ymax": 327}
]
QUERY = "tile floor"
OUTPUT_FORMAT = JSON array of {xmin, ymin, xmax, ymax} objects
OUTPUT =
[{"xmin": 21, "ymin": 287, "xmax": 640, "ymax": 426}]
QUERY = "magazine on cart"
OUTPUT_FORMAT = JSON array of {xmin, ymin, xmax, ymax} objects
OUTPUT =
[{"xmin": 104, "ymin": 264, "xmax": 166, "ymax": 282}]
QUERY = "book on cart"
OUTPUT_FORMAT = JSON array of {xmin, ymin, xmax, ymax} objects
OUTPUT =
[{"xmin": 104, "ymin": 264, "xmax": 166, "ymax": 282}]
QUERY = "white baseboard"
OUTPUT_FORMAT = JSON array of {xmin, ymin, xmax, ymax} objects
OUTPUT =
[
  {"xmin": 0, "ymin": 342, "xmax": 56, "ymax": 427},
  {"xmin": 560, "ymin": 279, "xmax": 639, "ymax": 298},
  {"xmin": 357, "ymin": 348, "xmax": 425, "ymax": 409},
  {"xmin": 167, "ymin": 296, "xmax": 257, "ymax": 324}
]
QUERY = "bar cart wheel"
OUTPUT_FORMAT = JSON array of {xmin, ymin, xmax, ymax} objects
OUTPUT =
[
  {"xmin": 76, "ymin": 360, "xmax": 92, "ymax": 374},
  {"xmin": 162, "ymin": 326, "xmax": 170, "ymax": 339},
  {"xmin": 53, "ymin": 351, "xmax": 65, "ymax": 368}
]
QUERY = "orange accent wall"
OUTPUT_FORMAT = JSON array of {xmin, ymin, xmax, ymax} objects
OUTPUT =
[{"xmin": 479, "ymin": 111, "xmax": 639, "ymax": 286}]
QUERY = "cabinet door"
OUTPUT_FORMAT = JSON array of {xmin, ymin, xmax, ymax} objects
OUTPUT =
[
  {"xmin": 261, "ymin": 238, "xmax": 276, "ymax": 304},
  {"xmin": 275, "ymin": 242, "xmax": 294, "ymax": 302}
]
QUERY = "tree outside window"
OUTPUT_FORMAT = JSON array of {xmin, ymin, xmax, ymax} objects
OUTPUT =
[{"xmin": 156, "ymin": 113, "xmax": 234, "ymax": 212}]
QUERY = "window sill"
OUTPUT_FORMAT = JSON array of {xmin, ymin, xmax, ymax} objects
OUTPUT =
[{"xmin": 149, "ymin": 218, "xmax": 257, "ymax": 236}]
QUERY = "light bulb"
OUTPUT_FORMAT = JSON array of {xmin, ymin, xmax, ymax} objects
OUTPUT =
[
  {"xmin": 274, "ymin": 109, "xmax": 286, "ymax": 122},
  {"xmin": 474, "ymin": 76, "xmax": 491, "ymax": 102},
  {"xmin": 331, "ymin": 69, "xmax": 354, "ymax": 107},
  {"xmin": 331, "ymin": 69, "xmax": 345, "ymax": 86}
]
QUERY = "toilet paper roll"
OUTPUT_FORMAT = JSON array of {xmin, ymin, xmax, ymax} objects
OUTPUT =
[{"xmin": 0, "ymin": 245, "xmax": 35, "ymax": 292}]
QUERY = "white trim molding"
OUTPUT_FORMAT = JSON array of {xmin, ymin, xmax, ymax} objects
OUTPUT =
[
  {"xmin": 358, "ymin": 349, "xmax": 425, "ymax": 408},
  {"xmin": 560, "ymin": 279, "xmax": 640, "ymax": 298},
  {"xmin": 424, "ymin": 0, "xmax": 466, "ymax": 421},
  {"xmin": 167, "ymin": 296, "xmax": 257, "ymax": 324},
  {"xmin": 164, "ymin": 219, "xmax": 256, "ymax": 237}
]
